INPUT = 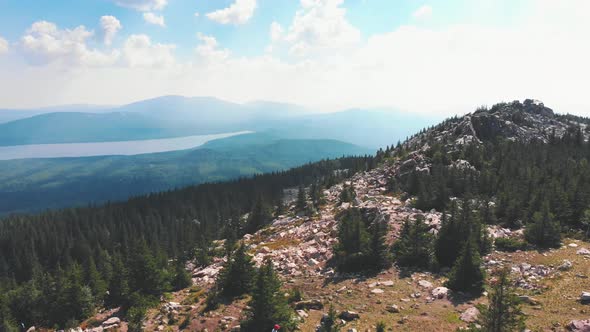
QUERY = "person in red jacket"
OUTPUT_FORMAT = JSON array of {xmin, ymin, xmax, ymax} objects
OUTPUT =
[{"xmin": 272, "ymin": 324, "xmax": 281, "ymax": 332}]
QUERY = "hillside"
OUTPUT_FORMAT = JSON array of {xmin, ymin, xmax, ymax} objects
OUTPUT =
[
  {"xmin": 5, "ymin": 100, "xmax": 590, "ymax": 332},
  {"xmin": 0, "ymin": 134, "xmax": 371, "ymax": 214}
]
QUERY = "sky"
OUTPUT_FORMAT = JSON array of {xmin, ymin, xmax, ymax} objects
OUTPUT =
[{"xmin": 0, "ymin": 0, "xmax": 589, "ymax": 116}]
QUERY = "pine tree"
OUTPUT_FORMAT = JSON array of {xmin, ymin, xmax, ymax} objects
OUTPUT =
[
  {"xmin": 339, "ymin": 184, "xmax": 355, "ymax": 204},
  {"xmin": 172, "ymin": 261, "xmax": 192, "ymax": 291},
  {"xmin": 318, "ymin": 305, "xmax": 340, "ymax": 332},
  {"xmin": 85, "ymin": 257, "xmax": 107, "ymax": 304},
  {"xmin": 392, "ymin": 215, "xmax": 433, "ymax": 269},
  {"xmin": 435, "ymin": 204, "xmax": 463, "ymax": 267},
  {"xmin": 446, "ymin": 234, "xmax": 485, "ymax": 295},
  {"xmin": 367, "ymin": 217, "xmax": 391, "ymax": 270},
  {"xmin": 241, "ymin": 260, "xmax": 295, "ymax": 332},
  {"xmin": 246, "ymin": 196, "xmax": 273, "ymax": 234},
  {"xmin": 218, "ymin": 242, "xmax": 256, "ymax": 298},
  {"xmin": 334, "ymin": 208, "xmax": 370, "ymax": 271},
  {"xmin": 107, "ymin": 253, "xmax": 130, "ymax": 308},
  {"xmin": 525, "ymin": 201, "xmax": 561, "ymax": 248},
  {"xmin": 296, "ymin": 185, "xmax": 307, "ymax": 211},
  {"xmin": 479, "ymin": 268, "xmax": 526, "ymax": 332}
]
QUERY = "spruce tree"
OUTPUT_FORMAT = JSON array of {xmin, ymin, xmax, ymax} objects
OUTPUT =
[
  {"xmin": 334, "ymin": 208, "xmax": 370, "ymax": 271},
  {"xmin": 479, "ymin": 268, "xmax": 526, "ymax": 332},
  {"xmin": 525, "ymin": 201, "xmax": 561, "ymax": 248},
  {"xmin": 446, "ymin": 234, "xmax": 485, "ymax": 295},
  {"xmin": 172, "ymin": 261, "xmax": 192, "ymax": 291},
  {"xmin": 296, "ymin": 185, "xmax": 307, "ymax": 211},
  {"xmin": 318, "ymin": 305, "xmax": 340, "ymax": 332},
  {"xmin": 435, "ymin": 204, "xmax": 463, "ymax": 267},
  {"xmin": 392, "ymin": 215, "xmax": 433, "ymax": 269},
  {"xmin": 107, "ymin": 253, "xmax": 130, "ymax": 308},
  {"xmin": 218, "ymin": 242, "xmax": 256, "ymax": 298},
  {"xmin": 367, "ymin": 217, "xmax": 392, "ymax": 270},
  {"xmin": 246, "ymin": 197, "xmax": 273, "ymax": 234},
  {"xmin": 241, "ymin": 260, "xmax": 295, "ymax": 332}
]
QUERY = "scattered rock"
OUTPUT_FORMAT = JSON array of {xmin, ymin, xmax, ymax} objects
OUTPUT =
[
  {"xmin": 101, "ymin": 317, "xmax": 120, "ymax": 327},
  {"xmin": 460, "ymin": 307, "xmax": 480, "ymax": 323},
  {"xmin": 431, "ymin": 287, "xmax": 449, "ymax": 299},
  {"xmin": 577, "ymin": 248, "xmax": 590, "ymax": 256},
  {"xmin": 386, "ymin": 305, "xmax": 401, "ymax": 313},
  {"xmin": 567, "ymin": 319, "xmax": 590, "ymax": 331},
  {"xmin": 418, "ymin": 280, "xmax": 433, "ymax": 289},
  {"xmin": 371, "ymin": 288, "xmax": 384, "ymax": 294},
  {"xmin": 518, "ymin": 296, "xmax": 540, "ymax": 305},
  {"xmin": 581, "ymin": 292, "xmax": 590, "ymax": 303},
  {"xmin": 339, "ymin": 310, "xmax": 360, "ymax": 321},
  {"xmin": 295, "ymin": 299, "xmax": 324, "ymax": 310},
  {"xmin": 558, "ymin": 260, "xmax": 573, "ymax": 271}
]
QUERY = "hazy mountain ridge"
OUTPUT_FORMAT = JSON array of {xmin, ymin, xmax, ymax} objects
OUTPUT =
[{"xmin": 0, "ymin": 96, "xmax": 434, "ymax": 148}]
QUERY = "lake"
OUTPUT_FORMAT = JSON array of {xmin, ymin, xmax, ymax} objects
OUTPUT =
[{"xmin": 0, "ymin": 131, "xmax": 251, "ymax": 160}]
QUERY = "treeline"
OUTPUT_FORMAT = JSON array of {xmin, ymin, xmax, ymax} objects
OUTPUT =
[{"xmin": 0, "ymin": 156, "xmax": 374, "ymax": 330}]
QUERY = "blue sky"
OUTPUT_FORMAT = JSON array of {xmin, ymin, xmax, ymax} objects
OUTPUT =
[{"xmin": 0, "ymin": 0, "xmax": 588, "ymax": 115}]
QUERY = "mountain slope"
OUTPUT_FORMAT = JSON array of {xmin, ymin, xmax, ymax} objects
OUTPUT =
[{"xmin": 0, "ymin": 134, "xmax": 371, "ymax": 214}]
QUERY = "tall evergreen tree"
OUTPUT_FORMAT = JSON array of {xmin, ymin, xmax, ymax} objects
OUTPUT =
[
  {"xmin": 479, "ymin": 268, "xmax": 526, "ymax": 332},
  {"xmin": 392, "ymin": 215, "xmax": 433, "ymax": 269},
  {"xmin": 296, "ymin": 185, "xmax": 307, "ymax": 211},
  {"xmin": 367, "ymin": 217, "xmax": 392, "ymax": 270},
  {"xmin": 217, "ymin": 242, "xmax": 256, "ymax": 298},
  {"xmin": 245, "ymin": 197, "xmax": 273, "ymax": 234},
  {"xmin": 525, "ymin": 201, "xmax": 561, "ymax": 248},
  {"xmin": 241, "ymin": 260, "xmax": 295, "ymax": 332},
  {"xmin": 446, "ymin": 234, "xmax": 485, "ymax": 295}
]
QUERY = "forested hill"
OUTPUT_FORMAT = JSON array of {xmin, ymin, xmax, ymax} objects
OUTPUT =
[{"xmin": 4, "ymin": 99, "xmax": 590, "ymax": 331}]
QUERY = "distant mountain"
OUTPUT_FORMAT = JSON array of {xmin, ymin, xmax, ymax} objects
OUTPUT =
[
  {"xmin": 0, "ymin": 104, "xmax": 114, "ymax": 123},
  {"xmin": 0, "ymin": 96, "xmax": 433, "ymax": 148},
  {"xmin": 0, "ymin": 133, "xmax": 370, "ymax": 214}
]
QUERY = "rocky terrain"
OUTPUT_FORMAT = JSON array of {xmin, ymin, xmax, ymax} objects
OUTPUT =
[{"xmin": 65, "ymin": 100, "xmax": 590, "ymax": 332}]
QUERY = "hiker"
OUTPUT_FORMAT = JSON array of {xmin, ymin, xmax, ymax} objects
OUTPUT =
[{"xmin": 272, "ymin": 324, "xmax": 281, "ymax": 332}]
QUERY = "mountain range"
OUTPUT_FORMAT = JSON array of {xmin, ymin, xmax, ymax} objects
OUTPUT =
[{"xmin": 0, "ymin": 96, "xmax": 434, "ymax": 148}]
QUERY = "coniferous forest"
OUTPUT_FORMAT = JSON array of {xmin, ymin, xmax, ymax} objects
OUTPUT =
[{"xmin": 0, "ymin": 157, "xmax": 373, "ymax": 330}]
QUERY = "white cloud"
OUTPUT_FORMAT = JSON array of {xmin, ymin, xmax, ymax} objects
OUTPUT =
[
  {"xmin": 206, "ymin": 0, "xmax": 257, "ymax": 25},
  {"xmin": 284, "ymin": 0, "xmax": 361, "ymax": 56},
  {"xmin": 123, "ymin": 34, "xmax": 175, "ymax": 68},
  {"xmin": 413, "ymin": 5, "xmax": 433, "ymax": 19},
  {"xmin": 100, "ymin": 16, "xmax": 122, "ymax": 46},
  {"xmin": 143, "ymin": 12, "xmax": 166, "ymax": 27},
  {"xmin": 270, "ymin": 21, "xmax": 283, "ymax": 42},
  {"xmin": 20, "ymin": 21, "xmax": 120, "ymax": 66},
  {"xmin": 0, "ymin": 36, "xmax": 8, "ymax": 54},
  {"xmin": 195, "ymin": 33, "xmax": 230, "ymax": 63},
  {"xmin": 111, "ymin": 0, "xmax": 167, "ymax": 11},
  {"xmin": 2, "ymin": 0, "xmax": 590, "ymax": 118}
]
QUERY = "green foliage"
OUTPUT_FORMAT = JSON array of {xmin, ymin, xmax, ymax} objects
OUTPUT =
[
  {"xmin": 525, "ymin": 201, "xmax": 561, "ymax": 248},
  {"xmin": 296, "ymin": 185, "xmax": 307, "ymax": 211},
  {"xmin": 245, "ymin": 197, "xmax": 273, "ymax": 234},
  {"xmin": 317, "ymin": 305, "xmax": 340, "ymax": 332},
  {"xmin": 334, "ymin": 208, "xmax": 382, "ymax": 272},
  {"xmin": 241, "ymin": 261, "xmax": 296, "ymax": 332},
  {"xmin": 446, "ymin": 235, "xmax": 485, "ymax": 295},
  {"xmin": 479, "ymin": 269, "xmax": 526, "ymax": 332},
  {"xmin": 339, "ymin": 184, "xmax": 356, "ymax": 204},
  {"xmin": 392, "ymin": 215, "xmax": 434, "ymax": 269},
  {"xmin": 172, "ymin": 262, "xmax": 192, "ymax": 291},
  {"xmin": 217, "ymin": 243, "xmax": 256, "ymax": 298},
  {"xmin": 494, "ymin": 237, "xmax": 527, "ymax": 252}
]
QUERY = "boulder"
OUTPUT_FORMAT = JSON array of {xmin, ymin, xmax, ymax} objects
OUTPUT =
[
  {"xmin": 577, "ymin": 248, "xmax": 590, "ymax": 256},
  {"xmin": 581, "ymin": 292, "xmax": 590, "ymax": 303},
  {"xmin": 295, "ymin": 299, "xmax": 324, "ymax": 310},
  {"xmin": 386, "ymin": 304, "xmax": 400, "ymax": 313},
  {"xmin": 558, "ymin": 260, "xmax": 573, "ymax": 271},
  {"xmin": 460, "ymin": 307, "xmax": 480, "ymax": 323},
  {"xmin": 101, "ymin": 317, "xmax": 121, "ymax": 327},
  {"xmin": 339, "ymin": 310, "xmax": 360, "ymax": 321},
  {"xmin": 567, "ymin": 319, "xmax": 590, "ymax": 331},
  {"xmin": 431, "ymin": 287, "xmax": 449, "ymax": 299},
  {"xmin": 381, "ymin": 280, "xmax": 394, "ymax": 287},
  {"xmin": 418, "ymin": 280, "xmax": 433, "ymax": 289},
  {"xmin": 371, "ymin": 288, "xmax": 384, "ymax": 294}
]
